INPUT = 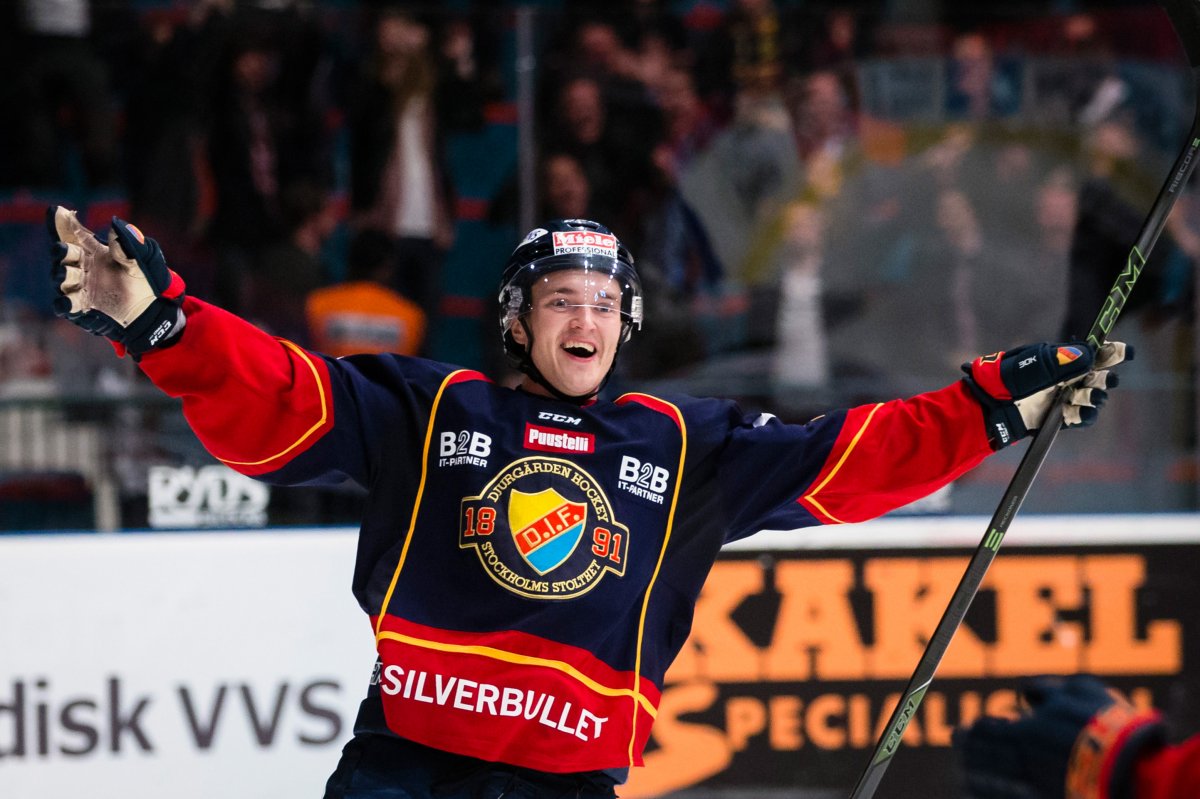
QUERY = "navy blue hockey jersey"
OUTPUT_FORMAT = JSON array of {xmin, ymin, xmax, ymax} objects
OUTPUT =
[{"xmin": 139, "ymin": 297, "xmax": 993, "ymax": 773}]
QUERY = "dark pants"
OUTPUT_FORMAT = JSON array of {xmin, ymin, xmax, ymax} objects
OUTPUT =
[{"xmin": 322, "ymin": 734, "xmax": 619, "ymax": 799}]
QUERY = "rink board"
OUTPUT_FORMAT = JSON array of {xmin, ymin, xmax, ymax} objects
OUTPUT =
[{"xmin": 1, "ymin": 515, "xmax": 1196, "ymax": 799}]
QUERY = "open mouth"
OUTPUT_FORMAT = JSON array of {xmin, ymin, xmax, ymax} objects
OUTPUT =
[{"xmin": 563, "ymin": 342, "xmax": 596, "ymax": 359}]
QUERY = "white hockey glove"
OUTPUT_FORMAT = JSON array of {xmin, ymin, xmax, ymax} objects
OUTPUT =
[
  {"xmin": 962, "ymin": 341, "xmax": 1130, "ymax": 450},
  {"xmin": 48, "ymin": 206, "xmax": 187, "ymax": 357}
]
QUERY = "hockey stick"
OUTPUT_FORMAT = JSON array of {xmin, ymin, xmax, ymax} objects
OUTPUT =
[{"xmin": 847, "ymin": 3, "xmax": 1200, "ymax": 798}]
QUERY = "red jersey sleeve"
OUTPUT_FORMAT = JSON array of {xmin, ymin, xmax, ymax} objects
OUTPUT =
[
  {"xmin": 137, "ymin": 297, "xmax": 337, "ymax": 477},
  {"xmin": 709, "ymin": 380, "xmax": 994, "ymax": 542},
  {"xmin": 799, "ymin": 381, "xmax": 993, "ymax": 524}
]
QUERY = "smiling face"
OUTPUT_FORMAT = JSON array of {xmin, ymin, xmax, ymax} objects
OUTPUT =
[{"xmin": 510, "ymin": 269, "xmax": 625, "ymax": 399}]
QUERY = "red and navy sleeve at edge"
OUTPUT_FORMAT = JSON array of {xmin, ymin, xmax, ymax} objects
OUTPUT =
[
  {"xmin": 137, "ymin": 296, "xmax": 341, "ymax": 480},
  {"xmin": 1135, "ymin": 734, "xmax": 1200, "ymax": 799},
  {"xmin": 799, "ymin": 380, "xmax": 992, "ymax": 525}
]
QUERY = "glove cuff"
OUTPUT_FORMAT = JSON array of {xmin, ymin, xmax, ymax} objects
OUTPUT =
[
  {"xmin": 960, "ymin": 375, "xmax": 1030, "ymax": 449},
  {"xmin": 1066, "ymin": 703, "xmax": 1165, "ymax": 799},
  {"xmin": 123, "ymin": 303, "xmax": 187, "ymax": 357}
]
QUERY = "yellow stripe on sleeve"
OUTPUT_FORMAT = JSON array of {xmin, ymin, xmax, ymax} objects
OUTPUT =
[
  {"xmin": 220, "ymin": 340, "xmax": 331, "ymax": 467},
  {"xmin": 801, "ymin": 402, "xmax": 883, "ymax": 524}
]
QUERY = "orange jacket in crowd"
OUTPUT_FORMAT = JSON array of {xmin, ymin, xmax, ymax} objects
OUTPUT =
[{"xmin": 306, "ymin": 281, "xmax": 427, "ymax": 358}]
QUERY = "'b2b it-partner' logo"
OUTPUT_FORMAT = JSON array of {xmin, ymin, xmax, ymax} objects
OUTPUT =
[{"xmin": 459, "ymin": 457, "xmax": 629, "ymax": 600}]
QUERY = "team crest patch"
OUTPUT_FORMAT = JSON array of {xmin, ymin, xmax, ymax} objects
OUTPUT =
[
  {"xmin": 1056, "ymin": 346, "xmax": 1084, "ymax": 366},
  {"xmin": 460, "ymin": 457, "xmax": 629, "ymax": 599},
  {"xmin": 509, "ymin": 488, "xmax": 586, "ymax": 573}
]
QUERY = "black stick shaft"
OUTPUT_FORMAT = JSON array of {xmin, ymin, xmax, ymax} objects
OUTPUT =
[
  {"xmin": 1090, "ymin": 111, "xmax": 1200, "ymax": 347},
  {"xmin": 847, "ymin": 52, "xmax": 1200, "ymax": 799}
]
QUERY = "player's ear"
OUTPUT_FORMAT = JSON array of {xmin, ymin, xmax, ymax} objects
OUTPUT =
[{"xmin": 510, "ymin": 320, "xmax": 528, "ymax": 347}]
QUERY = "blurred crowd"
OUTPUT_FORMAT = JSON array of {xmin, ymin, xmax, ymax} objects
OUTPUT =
[{"xmin": 0, "ymin": 0, "xmax": 1197, "ymax": 421}]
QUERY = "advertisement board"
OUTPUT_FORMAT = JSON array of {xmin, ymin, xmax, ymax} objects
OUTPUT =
[
  {"xmin": 0, "ymin": 530, "xmax": 374, "ymax": 799},
  {"xmin": 625, "ymin": 517, "xmax": 1199, "ymax": 797},
  {"xmin": 1, "ymin": 517, "xmax": 1195, "ymax": 798}
]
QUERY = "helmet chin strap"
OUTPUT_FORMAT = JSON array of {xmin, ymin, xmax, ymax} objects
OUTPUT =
[{"xmin": 515, "ymin": 317, "xmax": 624, "ymax": 405}]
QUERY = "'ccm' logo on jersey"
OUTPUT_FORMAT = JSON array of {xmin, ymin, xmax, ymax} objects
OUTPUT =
[
  {"xmin": 538, "ymin": 411, "xmax": 582, "ymax": 426},
  {"xmin": 618, "ymin": 455, "xmax": 669, "ymax": 505},
  {"xmin": 524, "ymin": 424, "xmax": 594, "ymax": 454}
]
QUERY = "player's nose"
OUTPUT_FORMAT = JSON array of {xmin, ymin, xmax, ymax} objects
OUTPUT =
[{"xmin": 567, "ymin": 306, "xmax": 598, "ymax": 329}]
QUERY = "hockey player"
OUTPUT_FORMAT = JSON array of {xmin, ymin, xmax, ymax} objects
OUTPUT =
[
  {"xmin": 954, "ymin": 674, "xmax": 1200, "ymax": 799},
  {"xmin": 47, "ymin": 211, "xmax": 1126, "ymax": 798}
]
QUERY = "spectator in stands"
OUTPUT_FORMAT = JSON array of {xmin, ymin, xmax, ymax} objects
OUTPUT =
[
  {"xmin": 653, "ymin": 67, "xmax": 718, "ymax": 169},
  {"xmin": 611, "ymin": 0, "xmax": 690, "ymax": 73},
  {"xmin": 542, "ymin": 74, "xmax": 653, "ymax": 229},
  {"xmin": 945, "ymin": 30, "xmax": 1022, "ymax": 120},
  {"xmin": 652, "ymin": 2, "xmax": 802, "ymax": 358},
  {"xmin": 122, "ymin": 6, "xmax": 214, "ymax": 237},
  {"xmin": 1063, "ymin": 92, "xmax": 1196, "ymax": 340},
  {"xmin": 975, "ymin": 164, "xmax": 1076, "ymax": 350},
  {"xmin": 628, "ymin": 143, "xmax": 724, "ymax": 301},
  {"xmin": 733, "ymin": 69, "xmax": 856, "ymax": 371},
  {"xmin": 306, "ymin": 229, "xmax": 427, "ymax": 359},
  {"xmin": 619, "ymin": 142, "xmax": 719, "ymax": 380},
  {"xmin": 1035, "ymin": 168, "xmax": 1079, "ymax": 263},
  {"xmin": 790, "ymin": 69, "xmax": 856, "ymax": 174},
  {"xmin": 804, "ymin": 8, "xmax": 868, "ymax": 76},
  {"xmin": 540, "ymin": 152, "xmax": 595, "ymax": 222},
  {"xmin": 1021, "ymin": 13, "xmax": 1116, "ymax": 127},
  {"xmin": 938, "ymin": 188, "xmax": 984, "ymax": 341},
  {"xmin": 4, "ymin": 0, "xmax": 118, "ymax": 189},
  {"xmin": 727, "ymin": 0, "xmax": 786, "ymax": 94},
  {"xmin": 690, "ymin": 0, "xmax": 799, "ymax": 114},
  {"xmin": 699, "ymin": 0, "xmax": 801, "ymax": 240},
  {"xmin": 771, "ymin": 199, "xmax": 830, "ymax": 402},
  {"xmin": 348, "ymin": 7, "xmax": 455, "ymax": 326},
  {"xmin": 268, "ymin": 0, "xmax": 338, "ymax": 146},
  {"xmin": 0, "ymin": 302, "xmax": 54, "ymax": 398},
  {"xmin": 434, "ymin": 11, "xmax": 496, "ymax": 134},
  {"xmin": 206, "ymin": 28, "xmax": 326, "ymax": 313},
  {"xmin": 571, "ymin": 18, "xmax": 637, "ymax": 80},
  {"xmin": 248, "ymin": 180, "xmax": 339, "ymax": 346},
  {"xmin": 114, "ymin": 2, "xmax": 240, "ymax": 303},
  {"xmin": 547, "ymin": 17, "xmax": 662, "ymax": 140},
  {"xmin": 702, "ymin": 80, "xmax": 800, "ymax": 308}
]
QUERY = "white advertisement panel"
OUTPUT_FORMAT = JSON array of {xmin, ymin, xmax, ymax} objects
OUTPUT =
[
  {"xmin": 1, "ymin": 516, "xmax": 1196, "ymax": 798},
  {"xmin": 0, "ymin": 529, "xmax": 375, "ymax": 799}
]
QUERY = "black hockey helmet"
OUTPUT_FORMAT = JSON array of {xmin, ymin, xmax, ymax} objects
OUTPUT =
[{"xmin": 498, "ymin": 219, "xmax": 643, "ymax": 400}]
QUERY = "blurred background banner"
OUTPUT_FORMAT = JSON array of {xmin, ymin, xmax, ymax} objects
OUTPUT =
[{"xmin": 1, "ymin": 517, "xmax": 1195, "ymax": 799}]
